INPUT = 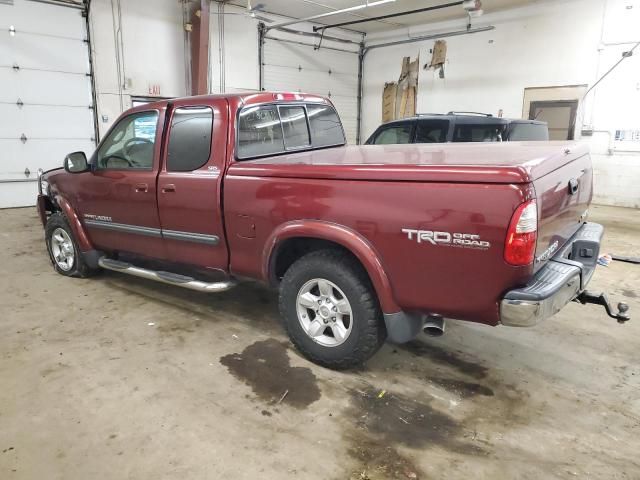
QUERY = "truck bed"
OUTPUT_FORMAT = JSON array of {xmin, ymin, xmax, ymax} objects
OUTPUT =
[{"xmin": 228, "ymin": 141, "xmax": 590, "ymax": 184}]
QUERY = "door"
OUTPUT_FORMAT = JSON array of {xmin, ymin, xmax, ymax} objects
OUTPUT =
[
  {"xmin": 77, "ymin": 109, "xmax": 166, "ymax": 260},
  {"xmin": 157, "ymin": 99, "xmax": 229, "ymax": 272},
  {"xmin": 263, "ymin": 37, "xmax": 359, "ymax": 144},
  {"xmin": 529, "ymin": 100, "xmax": 578, "ymax": 140},
  {"xmin": 0, "ymin": 0, "xmax": 95, "ymax": 208}
]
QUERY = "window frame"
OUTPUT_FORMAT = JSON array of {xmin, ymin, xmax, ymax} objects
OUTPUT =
[
  {"xmin": 92, "ymin": 109, "xmax": 160, "ymax": 171},
  {"xmin": 165, "ymin": 105, "xmax": 214, "ymax": 172},
  {"xmin": 234, "ymin": 102, "xmax": 346, "ymax": 161}
]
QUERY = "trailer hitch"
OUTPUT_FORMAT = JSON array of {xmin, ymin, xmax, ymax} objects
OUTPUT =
[{"xmin": 575, "ymin": 291, "xmax": 631, "ymax": 323}]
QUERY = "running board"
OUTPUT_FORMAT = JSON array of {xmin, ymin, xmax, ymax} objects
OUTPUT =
[{"xmin": 98, "ymin": 257, "xmax": 236, "ymax": 293}]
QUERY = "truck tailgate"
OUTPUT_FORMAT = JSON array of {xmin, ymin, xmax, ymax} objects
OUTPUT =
[{"xmin": 532, "ymin": 152, "xmax": 593, "ymax": 272}]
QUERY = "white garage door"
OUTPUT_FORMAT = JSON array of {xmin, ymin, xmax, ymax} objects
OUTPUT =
[
  {"xmin": 0, "ymin": 0, "xmax": 95, "ymax": 208},
  {"xmin": 263, "ymin": 37, "xmax": 359, "ymax": 144}
]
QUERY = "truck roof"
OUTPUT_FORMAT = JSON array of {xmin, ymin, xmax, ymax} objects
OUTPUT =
[{"xmin": 128, "ymin": 92, "xmax": 332, "ymax": 113}]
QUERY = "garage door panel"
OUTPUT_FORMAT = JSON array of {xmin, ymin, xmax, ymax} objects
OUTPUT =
[
  {"xmin": 1, "ymin": 138, "xmax": 95, "ymax": 180},
  {"xmin": 0, "ymin": 1, "xmax": 95, "ymax": 207},
  {"xmin": 1, "ymin": 2, "xmax": 85, "ymax": 39},
  {"xmin": 0, "ymin": 181, "xmax": 39, "ymax": 208},
  {"xmin": 264, "ymin": 37, "xmax": 359, "ymax": 144},
  {"xmin": 0, "ymin": 104, "xmax": 94, "ymax": 138},
  {"xmin": 264, "ymin": 40, "xmax": 357, "ymax": 74},
  {"xmin": 0, "ymin": 69, "xmax": 91, "ymax": 105},
  {"xmin": 0, "ymin": 32, "xmax": 88, "ymax": 73}
]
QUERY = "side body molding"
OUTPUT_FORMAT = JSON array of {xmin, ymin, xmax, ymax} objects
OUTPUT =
[
  {"xmin": 54, "ymin": 195, "xmax": 94, "ymax": 252},
  {"xmin": 263, "ymin": 220, "xmax": 401, "ymax": 314}
]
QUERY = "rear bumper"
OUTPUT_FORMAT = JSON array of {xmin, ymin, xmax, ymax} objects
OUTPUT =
[{"xmin": 500, "ymin": 222, "xmax": 603, "ymax": 327}]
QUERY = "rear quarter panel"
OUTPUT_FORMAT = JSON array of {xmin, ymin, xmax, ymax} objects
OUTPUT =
[{"xmin": 223, "ymin": 173, "xmax": 534, "ymax": 325}]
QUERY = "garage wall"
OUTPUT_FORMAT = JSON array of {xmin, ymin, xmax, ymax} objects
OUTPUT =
[
  {"xmin": 209, "ymin": 3, "xmax": 362, "ymax": 143},
  {"xmin": 362, "ymin": 0, "xmax": 640, "ymax": 208},
  {"xmin": 89, "ymin": 0, "xmax": 189, "ymax": 139}
]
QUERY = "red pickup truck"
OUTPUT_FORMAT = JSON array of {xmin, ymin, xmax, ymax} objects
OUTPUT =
[{"xmin": 36, "ymin": 92, "xmax": 629, "ymax": 369}]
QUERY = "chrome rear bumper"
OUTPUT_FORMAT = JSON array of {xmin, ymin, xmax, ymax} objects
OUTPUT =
[{"xmin": 500, "ymin": 222, "xmax": 603, "ymax": 327}]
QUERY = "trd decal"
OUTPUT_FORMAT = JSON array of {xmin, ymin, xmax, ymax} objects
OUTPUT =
[{"xmin": 402, "ymin": 228, "xmax": 491, "ymax": 249}]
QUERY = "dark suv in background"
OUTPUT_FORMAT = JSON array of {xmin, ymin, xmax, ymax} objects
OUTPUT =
[{"xmin": 365, "ymin": 112, "xmax": 548, "ymax": 145}]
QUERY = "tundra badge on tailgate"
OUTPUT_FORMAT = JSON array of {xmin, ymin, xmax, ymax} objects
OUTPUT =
[{"xmin": 401, "ymin": 228, "xmax": 491, "ymax": 249}]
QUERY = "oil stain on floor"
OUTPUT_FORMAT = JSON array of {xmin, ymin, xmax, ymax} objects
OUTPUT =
[{"xmin": 220, "ymin": 338, "xmax": 321, "ymax": 409}]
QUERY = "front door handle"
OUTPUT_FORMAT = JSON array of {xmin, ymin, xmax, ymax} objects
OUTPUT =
[
  {"xmin": 134, "ymin": 182, "xmax": 148, "ymax": 193},
  {"xmin": 161, "ymin": 184, "xmax": 176, "ymax": 193}
]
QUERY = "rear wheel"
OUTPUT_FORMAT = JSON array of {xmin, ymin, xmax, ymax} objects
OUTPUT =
[
  {"xmin": 45, "ymin": 213, "xmax": 98, "ymax": 278},
  {"xmin": 279, "ymin": 249, "xmax": 386, "ymax": 369}
]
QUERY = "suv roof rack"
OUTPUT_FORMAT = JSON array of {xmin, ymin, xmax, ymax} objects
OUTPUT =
[{"xmin": 446, "ymin": 111, "xmax": 493, "ymax": 117}]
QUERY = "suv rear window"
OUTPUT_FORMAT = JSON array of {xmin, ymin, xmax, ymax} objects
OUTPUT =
[
  {"xmin": 507, "ymin": 123, "xmax": 549, "ymax": 141},
  {"xmin": 453, "ymin": 124, "xmax": 506, "ymax": 142},
  {"xmin": 237, "ymin": 103, "xmax": 345, "ymax": 159}
]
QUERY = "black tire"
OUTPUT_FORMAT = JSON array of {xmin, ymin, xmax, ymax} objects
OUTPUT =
[
  {"xmin": 279, "ymin": 249, "xmax": 386, "ymax": 370},
  {"xmin": 45, "ymin": 212, "xmax": 99, "ymax": 278}
]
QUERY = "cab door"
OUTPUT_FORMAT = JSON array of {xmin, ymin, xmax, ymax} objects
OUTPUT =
[
  {"xmin": 156, "ymin": 99, "xmax": 229, "ymax": 272},
  {"xmin": 76, "ymin": 109, "xmax": 166, "ymax": 259}
]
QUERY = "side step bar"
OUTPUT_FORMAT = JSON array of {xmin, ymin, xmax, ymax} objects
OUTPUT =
[{"xmin": 98, "ymin": 257, "xmax": 236, "ymax": 293}]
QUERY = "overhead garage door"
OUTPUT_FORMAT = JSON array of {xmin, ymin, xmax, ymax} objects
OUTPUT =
[
  {"xmin": 263, "ymin": 37, "xmax": 359, "ymax": 145},
  {"xmin": 0, "ymin": 0, "xmax": 95, "ymax": 208}
]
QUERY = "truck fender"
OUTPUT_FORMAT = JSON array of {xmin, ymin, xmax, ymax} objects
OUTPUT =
[
  {"xmin": 263, "ymin": 220, "xmax": 401, "ymax": 314},
  {"xmin": 54, "ymin": 195, "xmax": 94, "ymax": 252}
]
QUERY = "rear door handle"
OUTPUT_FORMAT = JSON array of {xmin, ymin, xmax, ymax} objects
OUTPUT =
[
  {"xmin": 134, "ymin": 183, "xmax": 148, "ymax": 193},
  {"xmin": 161, "ymin": 184, "xmax": 176, "ymax": 193}
]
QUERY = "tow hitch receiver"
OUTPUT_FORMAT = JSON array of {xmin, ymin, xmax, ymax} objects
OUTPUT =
[{"xmin": 575, "ymin": 291, "xmax": 631, "ymax": 323}]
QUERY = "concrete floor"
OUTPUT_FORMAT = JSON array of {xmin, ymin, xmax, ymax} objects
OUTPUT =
[{"xmin": 1, "ymin": 205, "xmax": 639, "ymax": 480}]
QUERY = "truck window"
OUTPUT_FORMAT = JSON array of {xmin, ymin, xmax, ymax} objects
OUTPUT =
[
  {"xmin": 453, "ymin": 124, "xmax": 506, "ymax": 142},
  {"xmin": 372, "ymin": 124, "xmax": 413, "ymax": 144},
  {"xmin": 237, "ymin": 103, "xmax": 345, "ymax": 159},
  {"xmin": 166, "ymin": 107, "xmax": 213, "ymax": 171},
  {"xmin": 415, "ymin": 120, "xmax": 449, "ymax": 143},
  {"xmin": 96, "ymin": 111, "xmax": 159, "ymax": 169},
  {"xmin": 279, "ymin": 106, "xmax": 310, "ymax": 150},
  {"xmin": 307, "ymin": 104, "xmax": 345, "ymax": 147},
  {"xmin": 237, "ymin": 105, "xmax": 285, "ymax": 158},
  {"xmin": 507, "ymin": 123, "xmax": 549, "ymax": 141}
]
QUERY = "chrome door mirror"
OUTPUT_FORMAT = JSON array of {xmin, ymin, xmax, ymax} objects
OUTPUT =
[{"xmin": 64, "ymin": 151, "xmax": 89, "ymax": 173}]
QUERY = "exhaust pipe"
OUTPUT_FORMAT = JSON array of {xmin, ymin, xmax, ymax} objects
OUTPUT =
[{"xmin": 423, "ymin": 315, "xmax": 445, "ymax": 337}]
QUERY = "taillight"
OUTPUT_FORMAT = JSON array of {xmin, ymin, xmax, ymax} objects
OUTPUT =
[{"xmin": 504, "ymin": 200, "xmax": 537, "ymax": 266}]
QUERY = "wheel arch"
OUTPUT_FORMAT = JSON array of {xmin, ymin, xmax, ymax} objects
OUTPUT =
[
  {"xmin": 263, "ymin": 220, "xmax": 400, "ymax": 314},
  {"xmin": 52, "ymin": 195, "xmax": 94, "ymax": 252}
]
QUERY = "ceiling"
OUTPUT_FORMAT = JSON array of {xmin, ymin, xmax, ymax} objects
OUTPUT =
[{"xmin": 234, "ymin": 0, "xmax": 536, "ymax": 33}]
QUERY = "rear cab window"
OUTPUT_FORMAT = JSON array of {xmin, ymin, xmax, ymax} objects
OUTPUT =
[{"xmin": 236, "ymin": 103, "xmax": 345, "ymax": 160}]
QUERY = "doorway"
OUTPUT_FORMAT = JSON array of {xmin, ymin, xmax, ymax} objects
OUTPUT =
[
  {"xmin": 529, "ymin": 100, "xmax": 579, "ymax": 140},
  {"xmin": 522, "ymin": 85, "xmax": 587, "ymax": 141}
]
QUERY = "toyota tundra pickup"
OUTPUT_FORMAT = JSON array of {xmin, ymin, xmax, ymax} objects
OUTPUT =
[{"xmin": 36, "ymin": 92, "xmax": 630, "ymax": 369}]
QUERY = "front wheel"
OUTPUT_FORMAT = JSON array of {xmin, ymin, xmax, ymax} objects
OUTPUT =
[
  {"xmin": 279, "ymin": 249, "xmax": 386, "ymax": 369},
  {"xmin": 45, "ymin": 212, "xmax": 99, "ymax": 278}
]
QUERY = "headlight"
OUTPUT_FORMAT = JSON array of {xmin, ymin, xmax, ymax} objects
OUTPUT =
[{"xmin": 39, "ymin": 178, "xmax": 49, "ymax": 195}]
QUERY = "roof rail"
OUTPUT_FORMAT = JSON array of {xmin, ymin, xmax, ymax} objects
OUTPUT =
[
  {"xmin": 446, "ymin": 111, "xmax": 493, "ymax": 117},
  {"xmin": 415, "ymin": 113, "xmax": 446, "ymax": 116}
]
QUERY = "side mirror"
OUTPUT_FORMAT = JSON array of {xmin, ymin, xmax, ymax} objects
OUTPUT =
[{"xmin": 64, "ymin": 151, "xmax": 89, "ymax": 173}]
